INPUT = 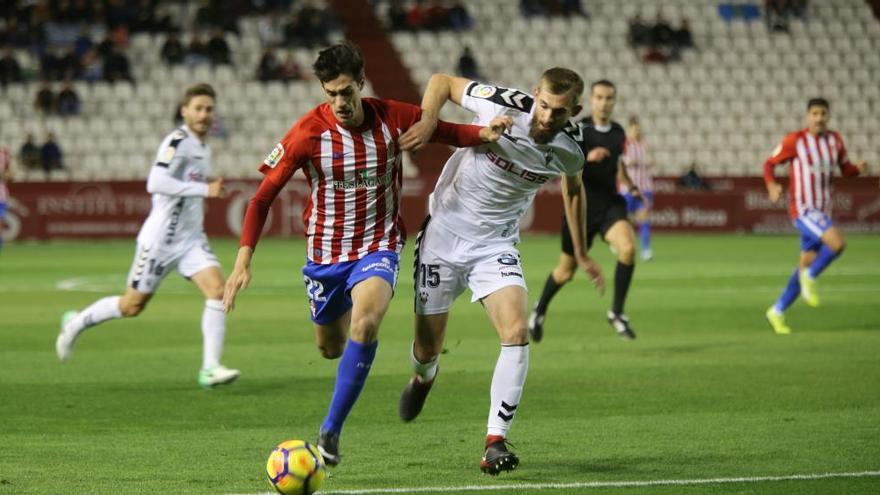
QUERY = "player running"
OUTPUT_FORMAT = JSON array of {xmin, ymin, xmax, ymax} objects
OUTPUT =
[
  {"xmin": 529, "ymin": 80, "xmax": 641, "ymax": 342},
  {"xmin": 221, "ymin": 41, "xmax": 509, "ymax": 467},
  {"xmin": 621, "ymin": 116, "xmax": 654, "ymax": 261},
  {"xmin": 395, "ymin": 69, "xmax": 604, "ymax": 475},
  {"xmin": 56, "ymin": 83, "xmax": 239, "ymax": 388},
  {"xmin": 763, "ymin": 98, "xmax": 867, "ymax": 334},
  {"xmin": 0, "ymin": 146, "xmax": 10, "ymax": 254}
]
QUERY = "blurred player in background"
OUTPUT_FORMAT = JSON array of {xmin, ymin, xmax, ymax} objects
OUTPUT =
[
  {"xmin": 55, "ymin": 83, "xmax": 239, "ymax": 389},
  {"xmin": 222, "ymin": 41, "xmax": 508, "ymax": 467},
  {"xmin": 530, "ymin": 80, "xmax": 641, "ymax": 342},
  {"xmin": 395, "ymin": 69, "xmax": 603, "ymax": 475},
  {"xmin": 621, "ymin": 116, "xmax": 654, "ymax": 260},
  {"xmin": 764, "ymin": 98, "xmax": 867, "ymax": 334},
  {"xmin": 0, "ymin": 146, "xmax": 11, "ymax": 254}
]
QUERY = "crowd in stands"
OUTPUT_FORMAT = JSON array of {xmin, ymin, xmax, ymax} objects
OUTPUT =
[
  {"xmin": 34, "ymin": 78, "xmax": 81, "ymax": 116},
  {"xmin": 629, "ymin": 13, "xmax": 694, "ymax": 64},
  {"xmin": 19, "ymin": 133, "xmax": 64, "ymax": 178},
  {"xmin": 386, "ymin": 0, "xmax": 473, "ymax": 31},
  {"xmin": 765, "ymin": 0, "xmax": 808, "ymax": 32},
  {"xmin": 520, "ymin": 0, "xmax": 588, "ymax": 18}
]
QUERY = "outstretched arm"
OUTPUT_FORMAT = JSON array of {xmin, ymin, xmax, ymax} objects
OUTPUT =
[{"xmin": 399, "ymin": 73, "xmax": 473, "ymax": 151}]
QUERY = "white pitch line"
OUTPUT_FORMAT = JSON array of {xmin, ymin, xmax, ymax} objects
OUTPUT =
[{"xmin": 234, "ymin": 469, "xmax": 880, "ymax": 495}]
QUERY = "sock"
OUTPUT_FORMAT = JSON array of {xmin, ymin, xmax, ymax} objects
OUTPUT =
[
  {"xmin": 66, "ymin": 296, "xmax": 122, "ymax": 335},
  {"xmin": 639, "ymin": 222, "xmax": 651, "ymax": 251},
  {"xmin": 612, "ymin": 261, "xmax": 635, "ymax": 315},
  {"xmin": 321, "ymin": 339, "xmax": 378, "ymax": 435},
  {"xmin": 808, "ymin": 245, "xmax": 840, "ymax": 278},
  {"xmin": 411, "ymin": 343, "xmax": 438, "ymax": 382},
  {"xmin": 486, "ymin": 344, "xmax": 529, "ymax": 437},
  {"xmin": 201, "ymin": 299, "xmax": 225, "ymax": 370},
  {"xmin": 774, "ymin": 268, "xmax": 801, "ymax": 313},
  {"xmin": 534, "ymin": 274, "xmax": 563, "ymax": 315}
]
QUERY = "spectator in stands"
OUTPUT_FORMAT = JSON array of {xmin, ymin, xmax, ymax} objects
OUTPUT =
[
  {"xmin": 257, "ymin": 48, "xmax": 281, "ymax": 82},
  {"xmin": 674, "ymin": 18, "xmax": 694, "ymax": 49},
  {"xmin": 40, "ymin": 133, "xmax": 64, "ymax": 177},
  {"xmin": 424, "ymin": 0, "xmax": 450, "ymax": 30},
  {"xmin": 679, "ymin": 162, "xmax": 711, "ymax": 191},
  {"xmin": 186, "ymin": 33, "xmax": 211, "ymax": 66},
  {"xmin": 34, "ymin": 80, "xmax": 56, "ymax": 114},
  {"xmin": 19, "ymin": 135, "xmax": 41, "ymax": 172},
  {"xmin": 407, "ymin": 0, "xmax": 428, "ymax": 29},
  {"xmin": 387, "ymin": 0, "xmax": 409, "ymax": 31},
  {"xmin": 562, "ymin": 0, "xmax": 589, "ymax": 17},
  {"xmin": 40, "ymin": 47, "xmax": 64, "ymax": 81},
  {"xmin": 297, "ymin": 1, "xmax": 331, "ymax": 48},
  {"xmin": 97, "ymin": 35, "xmax": 115, "ymax": 58},
  {"xmin": 161, "ymin": 32, "xmax": 186, "ymax": 65},
  {"xmin": 57, "ymin": 79, "xmax": 81, "ymax": 116},
  {"xmin": 628, "ymin": 14, "xmax": 651, "ymax": 47},
  {"xmin": 520, "ymin": 0, "xmax": 546, "ymax": 17},
  {"xmin": 651, "ymin": 13, "xmax": 675, "ymax": 47},
  {"xmin": 59, "ymin": 47, "xmax": 82, "ymax": 79},
  {"xmin": 81, "ymin": 47, "xmax": 104, "ymax": 82},
  {"xmin": 207, "ymin": 29, "xmax": 232, "ymax": 66},
  {"xmin": 765, "ymin": 0, "xmax": 790, "ymax": 32},
  {"xmin": 456, "ymin": 46, "xmax": 481, "ymax": 81},
  {"xmin": 279, "ymin": 53, "xmax": 305, "ymax": 82},
  {"xmin": 104, "ymin": 44, "xmax": 134, "ymax": 83},
  {"xmin": 448, "ymin": 1, "xmax": 473, "ymax": 30},
  {"xmin": 73, "ymin": 25, "xmax": 93, "ymax": 58},
  {"xmin": 0, "ymin": 47, "xmax": 23, "ymax": 86}
]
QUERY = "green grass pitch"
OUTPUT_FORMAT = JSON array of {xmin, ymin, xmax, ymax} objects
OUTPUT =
[{"xmin": 0, "ymin": 234, "xmax": 878, "ymax": 494}]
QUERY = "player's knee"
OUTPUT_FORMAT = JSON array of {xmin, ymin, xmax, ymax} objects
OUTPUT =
[
  {"xmin": 553, "ymin": 266, "xmax": 575, "ymax": 284},
  {"xmin": 618, "ymin": 242, "xmax": 636, "ymax": 262},
  {"xmin": 501, "ymin": 323, "xmax": 529, "ymax": 345},
  {"xmin": 318, "ymin": 342, "xmax": 344, "ymax": 360},
  {"xmin": 350, "ymin": 314, "xmax": 381, "ymax": 343},
  {"xmin": 119, "ymin": 300, "xmax": 146, "ymax": 317}
]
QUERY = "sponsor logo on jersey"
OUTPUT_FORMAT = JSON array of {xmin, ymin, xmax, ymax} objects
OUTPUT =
[
  {"xmin": 500, "ymin": 270, "xmax": 523, "ymax": 278},
  {"xmin": 497, "ymin": 253, "xmax": 519, "ymax": 266},
  {"xmin": 263, "ymin": 143, "xmax": 285, "ymax": 168},
  {"xmin": 486, "ymin": 150, "xmax": 550, "ymax": 184},
  {"xmin": 471, "ymin": 84, "xmax": 497, "ymax": 99},
  {"xmin": 333, "ymin": 169, "xmax": 395, "ymax": 190}
]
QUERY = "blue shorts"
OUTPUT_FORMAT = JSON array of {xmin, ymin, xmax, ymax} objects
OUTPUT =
[
  {"xmin": 624, "ymin": 191, "xmax": 653, "ymax": 213},
  {"xmin": 794, "ymin": 208, "xmax": 833, "ymax": 252},
  {"xmin": 0, "ymin": 202, "xmax": 6, "ymax": 219},
  {"xmin": 301, "ymin": 250, "xmax": 399, "ymax": 324}
]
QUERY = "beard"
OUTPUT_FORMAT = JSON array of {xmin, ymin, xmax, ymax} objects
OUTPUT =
[{"xmin": 529, "ymin": 120, "xmax": 557, "ymax": 144}]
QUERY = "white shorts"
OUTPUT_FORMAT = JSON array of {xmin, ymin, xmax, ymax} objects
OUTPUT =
[
  {"xmin": 414, "ymin": 217, "xmax": 527, "ymax": 315},
  {"xmin": 126, "ymin": 234, "xmax": 220, "ymax": 294}
]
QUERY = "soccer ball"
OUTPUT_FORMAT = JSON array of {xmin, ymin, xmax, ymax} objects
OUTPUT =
[{"xmin": 266, "ymin": 440, "xmax": 326, "ymax": 495}]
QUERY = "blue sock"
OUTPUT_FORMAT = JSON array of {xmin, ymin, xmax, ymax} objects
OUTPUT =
[
  {"xmin": 639, "ymin": 222, "xmax": 651, "ymax": 251},
  {"xmin": 808, "ymin": 245, "xmax": 840, "ymax": 278},
  {"xmin": 774, "ymin": 268, "xmax": 800, "ymax": 312},
  {"xmin": 321, "ymin": 339, "xmax": 378, "ymax": 435}
]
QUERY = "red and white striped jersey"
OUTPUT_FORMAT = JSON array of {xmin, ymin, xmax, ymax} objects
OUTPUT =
[
  {"xmin": 620, "ymin": 137, "xmax": 653, "ymax": 193},
  {"xmin": 259, "ymin": 98, "xmax": 419, "ymax": 264},
  {"xmin": 0, "ymin": 147, "xmax": 10, "ymax": 203},
  {"xmin": 763, "ymin": 128, "xmax": 861, "ymax": 220}
]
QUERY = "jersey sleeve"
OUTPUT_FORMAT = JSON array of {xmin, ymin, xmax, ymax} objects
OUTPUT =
[
  {"xmin": 383, "ymin": 99, "xmax": 485, "ymax": 148},
  {"xmin": 763, "ymin": 132, "xmax": 798, "ymax": 184},
  {"xmin": 259, "ymin": 117, "xmax": 314, "ymax": 186},
  {"xmin": 147, "ymin": 131, "xmax": 210, "ymax": 197},
  {"xmin": 460, "ymin": 81, "xmax": 533, "ymax": 124},
  {"xmin": 834, "ymin": 132, "xmax": 861, "ymax": 177}
]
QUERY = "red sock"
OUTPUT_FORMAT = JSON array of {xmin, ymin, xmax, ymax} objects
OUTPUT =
[{"xmin": 485, "ymin": 434, "xmax": 505, "ymax": 447}]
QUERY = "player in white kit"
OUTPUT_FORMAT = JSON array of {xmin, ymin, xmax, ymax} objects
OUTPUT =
[
  {"xmin": 56, "ymin": 83, "xmax": 240, "ymax": 389},
  {"xmin": 396, "ymin": 69, "xmax": 606, "ymax": 474}
]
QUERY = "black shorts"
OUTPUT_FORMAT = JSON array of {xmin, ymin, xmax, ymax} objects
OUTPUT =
[{"xmin": 561, "ymin": 194, "xmax": 629, "ymax": 254}]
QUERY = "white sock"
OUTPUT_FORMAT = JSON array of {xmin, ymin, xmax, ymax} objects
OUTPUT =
[
  {"xmin": 411, "ymin": 343, "xmax": 439, "ymax": 382},
  {"xmin": 202, "ymin": 299, "xmax": 226, "ymax": 370},
  {"xmin": 66, "ymin": 296, "xmax": 122, "ymax": 336},
  {"xmin": 487, "ymin": 344, "xmax": 529, "ymax": 437}
]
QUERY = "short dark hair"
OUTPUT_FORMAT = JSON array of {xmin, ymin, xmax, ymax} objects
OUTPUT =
[
  {"xmin": 628, "ymin": 115, "xmax": 640, "ymax": 126},
  {"xmin": 540, "ymin": 67, "xmax": 584, "ymax": 100},
  {"xmin": 807, "ymin": 97, "xmax": 829, "ymax": 110},
  {"xmin": 313, "ymin": 40, "xmax": 365, "ymax": 83},
  {"xmin": 590, "ymin": 79, "xmax": 616, "ymax": 94},
  {"xmin": 182, "ymin": 83, "xmax": 216, "ymax": 106}
]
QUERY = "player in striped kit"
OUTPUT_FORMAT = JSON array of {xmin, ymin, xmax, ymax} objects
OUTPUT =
[
  {"xmin": 763, "ymin": 98, "xmax": 867, "ymax": 334},
  {"xmin": 55, "ymin": 83, "xmax": 239, "ymax": 388},
  {"xmin": 621, "ymin": 116, "xmax": 654, "ymax": 260},
  {"xmin": 0, "ymin": 147, "xmax": 10, "ymax": 254},
  {"xmin": 222, "ymin": 41, "xmax": 509, "ymax": 466}
]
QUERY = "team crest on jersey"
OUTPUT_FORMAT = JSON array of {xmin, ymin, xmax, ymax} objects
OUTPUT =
[
  {"xmin": 160, "ymin": 145, "xmax": 176, "ymax": 164},
  {"xmin": 263, "ymin": 143, "xmax": 285, "ymax": 168},
  {"xmin": 470, "ymin": 84, "xmax": 497, "ymax": 99}
]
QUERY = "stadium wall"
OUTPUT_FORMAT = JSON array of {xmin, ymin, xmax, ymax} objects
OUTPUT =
[{"xmin": 5, "ymin": 178, "xmax": 879, "ymax": 241}]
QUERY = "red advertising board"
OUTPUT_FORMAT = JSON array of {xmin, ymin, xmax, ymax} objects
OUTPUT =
[{"xmin": 3, "ymin": 177, "xmax": 878, "ymax": 241}]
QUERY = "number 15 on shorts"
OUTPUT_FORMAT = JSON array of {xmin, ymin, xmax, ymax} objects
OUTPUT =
[{"xmin": 418, "ymin": 264, "xmax": 440, "ymax": 288}]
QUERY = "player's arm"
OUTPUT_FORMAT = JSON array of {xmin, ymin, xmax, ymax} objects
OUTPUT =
[
  {"xmin": 763, "ymin": 133, "xmax": 799, "ymax": 202},
  {"xmin": 561, "ymin": 173, "xmax": 605, "ymax": 294},
  {"xmin": 429, "ymin": 115, "xmax": 513, "ymax": 148},
  {"xmin": 147, "ymin": 142, "xmax": 224, "ymax": 198},
  {"xmin": 834, "ymin": 133, "xmax": 867, "ymax": 177},
  {"xmin": 398, "ymin": 73, "xmax": 472, "ymax": 151},
  {"xmin": 616, "ymin": 156, "xmax": 640, "ymax": 198}
]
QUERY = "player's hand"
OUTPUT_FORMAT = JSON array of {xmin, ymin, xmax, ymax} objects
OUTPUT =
[
  {"xmin": 767, "ymin": 181, "xmax": 783, "ymax": 203},
  {"xmin": 586, "ymin": 147, "xmax": 610, "ymax": 162},
  {"xmin": 854, "ymin": 160, "xmax": 867, "ymax": 174},
  {"xmin": 224, "ymin": 247, "xmax": 254, "ymax": 313},
  {"xmin": 207, "ymin": 178, "xmax": 226, "ymax": 198},
  {"xmin": 577, "ymin": 255, "xmax": 605, "ymax": 296},
  {"xmin": 479, "ymin": 116, "xmax": 513, "ymax": 143},
  {"xmin": 399, "ymin": 116, "xmax": 438, "ymax": 152}
]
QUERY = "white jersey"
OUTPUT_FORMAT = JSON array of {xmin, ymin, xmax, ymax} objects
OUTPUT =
[
  {"xmin": 428, "ymin": 82, "xmax": 585, "ymax": 243},
  {"xmin": 137, "ymin": 125, "xmax": 212, "ymax": 246}
]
